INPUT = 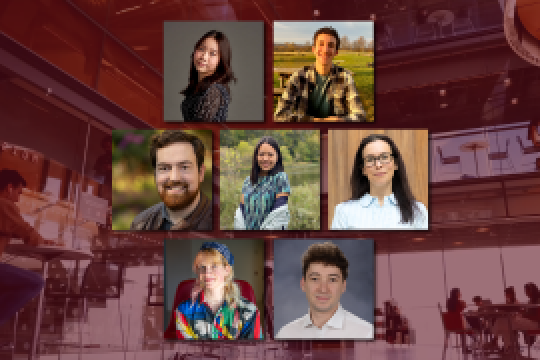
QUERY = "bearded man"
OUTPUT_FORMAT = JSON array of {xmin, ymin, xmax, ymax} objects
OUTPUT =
[{"xmin": 130, "ymin": 130, "xmax": 212, "ymax": 230}]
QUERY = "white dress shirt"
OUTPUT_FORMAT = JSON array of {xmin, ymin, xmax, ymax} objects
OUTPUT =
[
  {"xmin": 331, "ymin": 193, "xmax": 428, "ymax": 230},
  {"xmin": 276, "ymin": 304, "xmax": 374, "ymax": 339}
]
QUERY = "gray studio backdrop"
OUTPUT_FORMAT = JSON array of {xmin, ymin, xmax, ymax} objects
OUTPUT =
[
  {"xmin": 164, "ymin": 239, "xmax": 265, "ymax": 332},
  {"xmin": 273, "ymin": 239, "xmax": 374, "ymax": 337},
  {"xmin": 164, "ymin": 22, "xmax": 264, "ymax": 122}
]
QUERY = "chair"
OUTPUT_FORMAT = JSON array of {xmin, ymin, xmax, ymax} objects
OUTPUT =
[
  {"xmin": 452, "ymin": 7, "xmax": 474, "ymax": 35},
  {"xmin": 488, "ymin": 138, "xmax": 515, "ymax": 174},
  {"xmin": 44, "ymin": 262, "xmax": 124, "ymax": 360},
  {"xmin": 436, "ymin": 146, "xmax": 462, "ymax": 175},
  {"xmin": 517, "ymin": 135, "xmax": 540, "ymax": 170},
  {"xmin": 438, "ymin": 303, "xmax": 482, "ymax": 358},
  {"xmin": 522, "ymin": 307, "xmax": 540, "ymax": 357},
  {"xmin": 164, "ymin": 279, "xmax": 256, "ymax": 339},
  {"xmin": 517, "ymin": 135, "xmax": 540, "ymax": 155},
  {"xmin": 415, "ymin": 23, "xmax": 437, "ymax": 42}
]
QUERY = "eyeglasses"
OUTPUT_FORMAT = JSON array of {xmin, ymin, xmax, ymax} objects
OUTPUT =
[
  {"xmin": 195, "ymin": 264, "xmax": 221, "ymax": 274},
  {"xmin": 363, "ymin": 153, "xmax": 393, "ymax": 168}
]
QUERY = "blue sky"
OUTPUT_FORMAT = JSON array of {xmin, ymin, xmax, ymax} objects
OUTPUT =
[{"xmin": 274, "ymin": 21, "xmax": 373, "ymax": 44}]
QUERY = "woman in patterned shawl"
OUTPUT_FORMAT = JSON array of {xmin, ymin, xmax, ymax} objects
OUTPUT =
[
  {"xmin": 175, "ymin": 242, "xmax": 263, "ymax": 339},
  {"xmin": 181, "ymin": 30, "xmax": 236, "ymax": 122},
  {"xmin": 234, "ymin": 136, "xmax": 291, "ymax": 230}
]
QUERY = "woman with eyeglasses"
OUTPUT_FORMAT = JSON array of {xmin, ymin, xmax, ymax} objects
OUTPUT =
[
  {"xmin": 331, "ymin": 134, "xmax": 428, "ymax": 229},
  {"xmin": 174, "ymin": 242, "xmax": 263, "ymax": 339}
]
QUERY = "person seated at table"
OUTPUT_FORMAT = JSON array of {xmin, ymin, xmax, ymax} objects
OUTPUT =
[
  {"xmin": 0, "ymin": 169, "xmax": 48, "ymax": 327},
  {"xmin": 472, "ymin": 296, "xmax": 494, "ymax": 333},
  {"xmin": 446, "ymin": 288, "xmax": 478, "ymax": 353},
  {"xmin": 473, "ymin": 295, "xmax": 492, "ymax": 308},
  {"xmin": 274, "ymin": 26, "xmax": 366, "ymax": 122},
  {"xmin": 504, "ymin": 286, "xmax": 520, "ymax": 310},
  {"xmin": 490, "ymin": 283, "xmax": 540, "ymax": 353}
]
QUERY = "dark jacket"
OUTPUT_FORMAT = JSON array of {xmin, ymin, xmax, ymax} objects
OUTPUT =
[{"xmin": 130, "ymin": 193, "xmax": 212, "ymax": 231}]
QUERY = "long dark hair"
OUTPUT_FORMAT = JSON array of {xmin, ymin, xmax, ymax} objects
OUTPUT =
[
  {"xmin": 505, "ymin": 286, "xmax": 517, "ymax": 304},
  {"xmin": 181, "ymin": 30, "xmax": 236, "ymax": 97},
  {"xmin": 350, "ymin": 134, "xmax": 419, "ymax": 224},
  {"xmin": 447, "ymin": 288, "xmax": 461, "ymax": 312},
  {"xmin": 525, "ymin": 283, "xmax": 540, "ymax": 304},
  {"xmin": 250, "ymin": 136, "xmax": 285, "ymax": 185}
]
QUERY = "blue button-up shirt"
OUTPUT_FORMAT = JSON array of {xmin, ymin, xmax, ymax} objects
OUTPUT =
[{"xmin": 331, "ymin": 193, "xmax": 428, "ymax": 230}]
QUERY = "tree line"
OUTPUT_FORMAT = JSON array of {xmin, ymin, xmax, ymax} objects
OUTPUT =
[
  {"xmin": 274, "ymin": 36, "xmax": 374, "ymax": 52},
  {"xmin": 220, "ymin": 130, "xmax": 320, "ymax": 164}
]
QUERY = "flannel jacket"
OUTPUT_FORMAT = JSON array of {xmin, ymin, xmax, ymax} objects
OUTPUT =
[{"xmin": 274, "ymin": 64, "xmax": 366, "ymax": 122}]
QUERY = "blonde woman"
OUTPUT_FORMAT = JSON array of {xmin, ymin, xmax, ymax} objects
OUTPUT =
[{"xmin": 175, "ymin": 242, "xmax": 263, "ymax": 339}]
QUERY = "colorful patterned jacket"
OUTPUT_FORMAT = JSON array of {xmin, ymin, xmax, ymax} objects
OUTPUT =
[{"xmin": 176, "ymin": 290, "xmax": 263, "ymax": 339}]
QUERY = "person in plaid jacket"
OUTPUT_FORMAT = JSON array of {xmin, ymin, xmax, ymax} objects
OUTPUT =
[
  {"xmin": 274, "ymin": 27, "xmax": 366, "ymax": 122},
  {"xmin": 175, "ymin": 242, "xmax": 263, "ymax": 339}
]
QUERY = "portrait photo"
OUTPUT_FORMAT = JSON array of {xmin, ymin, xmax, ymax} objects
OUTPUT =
[
  {"xmin": 111, "ymin": 129, "xmax": 212, "ymax": 231},
  {"xmin": 164, "ymin": 22, "xmax": 264, "ymax": 122},
  {"xmin": 219, "ymin": 130, "xmax": 320, "ymax": 230},
  {"xmin": 163, "ymin": 239, "xmax": 265, "ymax": 340},
  {"xmin": 273, "ymin": 21, "xmax": 374, "ymax": 122},
  {"xmin": 274, "ymin": 239, "xmax": 374, "ymax": 340},
  {"xmin": 328, "ymin": 129, "xmax": 429, "ymax": 230}
]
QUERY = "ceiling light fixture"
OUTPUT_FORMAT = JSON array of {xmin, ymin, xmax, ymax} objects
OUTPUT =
[
  {"xmin": 440, "ymin": 89, "xmax": 446, "ymax": 96},
  {"xmin": 504, "ymin": 78, "xmax": 511, "ymax": 86},
  {"xmin": 440, "ymin": 103, "xmax": 448, "ymax": 108},
  {"xmin": 511, "ymin": 98, "xmax": 518, "ymax": 104}
]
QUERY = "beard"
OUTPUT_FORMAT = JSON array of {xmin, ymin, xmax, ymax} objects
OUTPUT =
[{"xmin": 158, "ymin": 180, "xmax": 200, "ymax": 211}]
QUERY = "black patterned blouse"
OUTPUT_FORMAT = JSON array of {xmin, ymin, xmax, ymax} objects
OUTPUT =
[{"xmin": 181, "ymin": 83, "xmax": 230, "ymax": 122}]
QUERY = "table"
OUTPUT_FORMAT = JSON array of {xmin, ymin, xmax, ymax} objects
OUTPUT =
[
  {"xmin": 4, "ymin": 244, "xmax": 93, "ymax": 360},
  {"xmin": 459, "ymin": 140, "xmax": 489, "ymax": 176},
  {"xmin": 468, "ymin": 303, "xmax": 540, "ymax": 360},
  {"xmin": 427, "ymin": 10, "xmax": 455, "ymax": 37}
]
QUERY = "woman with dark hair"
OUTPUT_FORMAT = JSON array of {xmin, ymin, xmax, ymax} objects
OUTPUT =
[
  {"xmin": 490, "ymin": 283, "xmax": 540, "ymax": 352},
  {"xmin": 504, "ymin": 286, "xmax": 519, "ymax": 305},
  {"xmin": 181, "ymin": 30, "xmax": 236, "ymax": 122},
  {"xmin": 447, "ymin": 288, "xmax": 466, "ymax": 313},
  {"xmin": 331, "ymin": 134, "xmax": 428, "ymax": 229},
  {"xmin": 234, "ymin": 136, "xmax": 291, "ymax": 230}
]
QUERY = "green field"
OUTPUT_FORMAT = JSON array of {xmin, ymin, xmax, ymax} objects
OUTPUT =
[{"xmin": 273, "ymin": 51, "xmax": 374, "ymax": 121}]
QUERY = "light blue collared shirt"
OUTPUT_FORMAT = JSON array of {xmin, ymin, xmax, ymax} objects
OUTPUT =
[{"xmin": 331, "ymin": 193, "xmax": 428, "ymax": 230}]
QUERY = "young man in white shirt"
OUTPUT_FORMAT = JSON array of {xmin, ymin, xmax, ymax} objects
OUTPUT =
[{"xmin": 276, "ymin": 242, "xmax": 373, "ymax": 339}]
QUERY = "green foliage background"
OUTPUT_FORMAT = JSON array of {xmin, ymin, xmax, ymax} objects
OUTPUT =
[
  {"xmin": 220, "ymin": 130, "xmax": 320, "ymax": 230},
  {"xmin": 112, "ymin": 130, "xmax": 213, "ymax": 230}
]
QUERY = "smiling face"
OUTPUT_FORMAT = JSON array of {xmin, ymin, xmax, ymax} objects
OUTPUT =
[
  {"xmin": 194, "ymin": 37, "xmax": 220, "ymax": 80},
  {"xmin": 312, "ymin": 33, "xmax": 338, "ymax": 67},
  {"xmin": 301, "ymin": 262, "xmax": 346, "ymax": 316},
  {"xmin": 194, "ymin": 251, "xmax": 231, "ymax": 292},
  {"xmin": 155, "ymin": 142, "xmax": 204, "ymax": 211},
  {"xmin": 362, "ymin": 139, "xmax": 397, "ymax": 191},
  {"xmin": 257, "ymin": 142, "xmax": 278, "ymax": 174}
]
